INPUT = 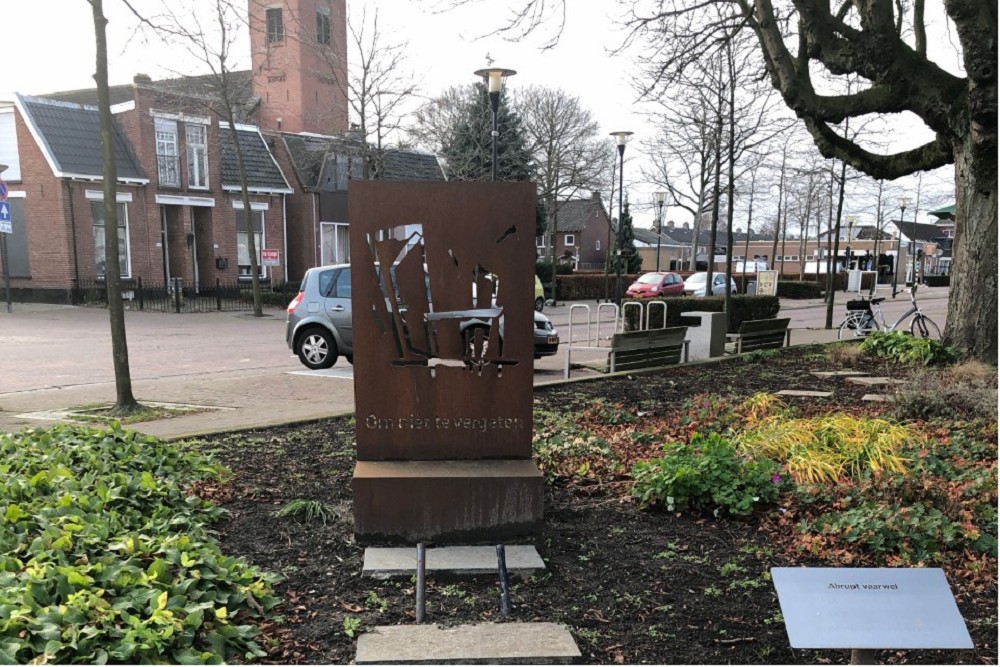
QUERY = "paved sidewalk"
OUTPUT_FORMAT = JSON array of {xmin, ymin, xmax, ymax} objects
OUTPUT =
[{"xmin": 0, "ymin": 284, "xmax": 949, "ymax": 441}]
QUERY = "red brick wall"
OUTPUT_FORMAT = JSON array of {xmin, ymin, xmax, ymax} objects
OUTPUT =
[{"xmin": 249, "ymin": 0, "xmax": 348, "ymax": 135}]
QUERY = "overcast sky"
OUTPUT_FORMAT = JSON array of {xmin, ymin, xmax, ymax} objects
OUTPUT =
[{"xmin": 3, "ymin": 1, "xmax": 956, "ymax": 229}]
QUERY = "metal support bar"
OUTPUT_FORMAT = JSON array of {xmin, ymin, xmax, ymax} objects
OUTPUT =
[
  {"xmin": 496, "ymin": 544, "xmax": 511, "ymax": 617},
  {"xmin": 850, "ymin": 649, "xmax": 875, "ymax": 664},
  {"xmin": 415, "ymin": 543, "xmax": 426, "ymax": 623}
]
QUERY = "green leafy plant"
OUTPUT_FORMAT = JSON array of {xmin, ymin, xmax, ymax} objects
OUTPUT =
[
  {"xmin": 342, "ymin": 616, "xmax": 361, "ymax": 638},
  {"xmin": 277, "ymin": 499, "xmax": 335, "ymax": 525},
  {"xmin": 0, "ymin": 424, "xmax": 279, "ymax": 664},
  {"xmin": 631, "ymin": 432, "xmax": 784, "ymax": 516},
  {"xmin": 860, "ymin": 330, "xmax": 962, "ymax": 366}
]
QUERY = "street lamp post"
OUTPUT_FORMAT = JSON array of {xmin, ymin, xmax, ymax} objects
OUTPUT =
[
  {"xmin": 654, "ymin": 191, "xmax": 666, "ymax": 272},
  {"xmin": 910, "ymin": 204, "xmax": 919, "ymax": 287},
  {"xmin": 892, "ymin": 197, "xmax": 908, "ymax": 298},
  {"xmin": 609, "ymin": 131, "xmax": 633, "ymax": 306},
  {"xmin": 473, "ymin": 67, "xmax": 516, "ymax": 182}
]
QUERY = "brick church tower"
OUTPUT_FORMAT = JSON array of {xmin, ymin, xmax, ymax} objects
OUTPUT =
[{"xmin": 248, "ymin": 0, "xmax": 348, "ymax": 135}]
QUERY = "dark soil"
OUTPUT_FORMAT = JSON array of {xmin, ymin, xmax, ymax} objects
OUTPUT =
[{"xmin": 197, "ymin": 346, "xmax": 998, "ymax": 665}]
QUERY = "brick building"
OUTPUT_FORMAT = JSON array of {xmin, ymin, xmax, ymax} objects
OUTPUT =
[{"xmin": 0, "ymin": 0, "xmax": 445, "ymax": 302}]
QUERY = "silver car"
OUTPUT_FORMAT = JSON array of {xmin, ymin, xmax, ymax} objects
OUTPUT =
[
  {"xmin": 683, "ymin": 272, "xmax": 738, "ymax": 297},
  {"xmin": 286, "ymin": 264, "xmax": 559, "ymax": 369}
]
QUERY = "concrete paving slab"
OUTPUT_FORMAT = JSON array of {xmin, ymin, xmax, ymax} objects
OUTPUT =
[
  {"xmin": 776, "ymin": 389, "xmax": 834, "ymax": 398},
  {"xmin": 355, "ymin": 622, "xmax": 580, "ymax": 664},
  {"xmin": 847, "ymin": 376, "xmax": 907, "ymax": 386},
  {"xmin": 810, "ymin": 370, "xmax": 869, "ymax": 377},
  {"xmin": 862, "ymin": 394, "xmax": 894, "ymax": 402},
  {"xmin": 363, "ymin": 545, "xmax": 544, "ymax": 579}
]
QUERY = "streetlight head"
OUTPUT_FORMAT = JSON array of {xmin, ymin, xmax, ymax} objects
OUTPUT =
[
  {"xmin": 474, "ymin": 67, "xmax": 517, "ymax": 93},
  {"xmin": 609, "ymin": 130, "xmax": 633, "ymax": 146},
  {"xmin": 654, "ymin": 190, "xmax": 667, "ymax": 205},
  {"xmin": 899, "ymin": 196, "xmax": 909, "ymax": 210}
]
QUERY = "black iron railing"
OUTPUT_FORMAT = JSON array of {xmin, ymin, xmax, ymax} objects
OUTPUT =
[{"xmin": 71, "ymin": 277, "xmax": 299, "ymax": 313}]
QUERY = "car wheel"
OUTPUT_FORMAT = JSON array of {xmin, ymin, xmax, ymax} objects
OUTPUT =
[
  {"xmin": 297, "ymin": 327, "xmax": 337, "ymax": 369},
  {"xmin": 346, "ymin": 355, "xmax": 354, "ymax": 365},
  {"xmin": 534, "ymin": 296, "xmax": 544, "ymax": 312}
]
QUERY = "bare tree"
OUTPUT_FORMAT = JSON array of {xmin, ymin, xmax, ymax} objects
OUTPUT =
[
  {"xmin": 516, "ymin": 85, "xmax": 611, "ymax": 295},
  {"xmin": 90, "ymin": 0, "xmax": 140, "ymax": 415},
  {"xmin": 444, "ymin": 0, "xmax": 997, "ymax": 360}
]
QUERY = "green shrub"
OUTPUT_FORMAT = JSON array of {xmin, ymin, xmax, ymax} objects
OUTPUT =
[
  {"xmin": 631, "ymin": 432, "xmax": 784, "ymax": 516},
  {"xmin": 0, "ymin": 424, "xmax": 279, "ymax": 664},
  {"xmin": 776, "ymin": 281, "xmax": 823, "ymax": 299},
  {"xmin": 622, "ymin": 295, "xmax": 780, "ymax": 333},
  {"xmin": 860, "ymin": 330, "xmax": 962, "ymax": 366}
]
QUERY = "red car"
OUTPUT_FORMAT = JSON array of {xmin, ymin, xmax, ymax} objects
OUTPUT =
[{"xmin": 625, "ymin": 272, "xmax": 686, "ymax": 299}]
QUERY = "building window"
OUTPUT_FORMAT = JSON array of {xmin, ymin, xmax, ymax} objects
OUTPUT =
[
  {"xmin": 92, "ymin": 201, "xmax": 130, "ymax": 278},
  {"xmin": 564, "ymin": 233, "xmax": 575, "ymax": 246},
  {"xmin": 155, "ymin": 119, "xmax": 179, "ymax": 187},
  {"xmin": 237, "ymin": 209, "xmax": 265, "ymax": 278},
  {"xmin": 321, "ymin": 222, "xmax": 350, "ymax": 264},
  {"xmin": 316, "ymin": 7, "xmax": 331, "ymax": 45},
  {"xmin": 185, "ymin": 124, "xmax": 209, "ymax": 188},
  {"xmin": 266, "ymin": 7, "xmax": 284, "ymax": 43},
  {"xmin": 536, "ymin": 235, "xmax": 545, "ymax": 249}
]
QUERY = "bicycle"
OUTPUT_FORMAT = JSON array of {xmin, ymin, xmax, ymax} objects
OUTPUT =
[{"xmin": 837, "ymin": 284, "xmax": 941, "ymax": 340}]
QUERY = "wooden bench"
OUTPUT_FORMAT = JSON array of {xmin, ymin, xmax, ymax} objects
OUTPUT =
[
  {"xmin": 608, "ymin": 326, "xmax": 689, "ymax": 373},
  {"xmin": 726, "ymin": 317, "xmax": 791, "ymax": 354}
]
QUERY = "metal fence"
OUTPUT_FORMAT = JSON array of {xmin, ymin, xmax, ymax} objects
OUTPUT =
[{"xmin": 71, "ymin": 277, "xmax": 299, "ymax": 313}]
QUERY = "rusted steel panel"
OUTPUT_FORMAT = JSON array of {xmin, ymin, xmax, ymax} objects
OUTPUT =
[{"xmin": 349, "ymin": 181, "xmax": 537, "ymax": 461}]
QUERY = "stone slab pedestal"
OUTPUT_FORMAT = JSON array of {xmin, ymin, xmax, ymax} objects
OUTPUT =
[
  {"xmin": 355, "ymin": 622, "xmax": 580, "ymax": 664},
  {"xmin": 680, "ymin": 310, "xmax": 727, "ymax": 360},
  {"xmin": 353, "ymin": 460, "xmax": 543, "ymax": 544}
]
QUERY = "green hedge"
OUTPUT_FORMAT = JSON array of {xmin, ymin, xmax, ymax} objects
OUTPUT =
[
  {"xmin": 623, "ymin": 295, "xmax": 780, "ymax": 333},
  {"xmin": 777, "ymin": 281, "xmax": 824, "ymax": 299},
  {"xmin": 923, "ymin": 275, "xmax": 950, "ymax": 287},
  {"xmin": 553, "ymin": 273, "xmax": 640, "ymax": 301}
]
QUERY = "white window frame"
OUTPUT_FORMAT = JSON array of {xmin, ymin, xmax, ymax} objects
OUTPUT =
[
  {"xmin": 536, "ymin": 235, "xmax": 545, "ymax": 249},
  {"xmin": 564, "ymin": 233, "xmax": 575, "ymax": 246},
  {"xmin": 595, "ymin": 239, "xmax": 600, "ymax": 251},
  {"xmin": 321, "ymin": 221, "xmax": 351, "ymax": 265},
  {"xmin": 236, "ymin": 208, "xmax": 266, "ymax": 279},
  {"xmin": 185, "ymin": 123, "xmax": 209, "ymax": 189},
  {"xmin": 155, "ymin": 118, "xmax": 180, "ymax": 187},
  {"xmin": 91, "ymin": 199, "xmax": 131, "ymax": 279}
]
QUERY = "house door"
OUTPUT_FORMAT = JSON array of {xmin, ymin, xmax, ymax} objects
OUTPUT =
[{"xmin": 193, "ymin": 207, "xmax": 214, "ymax": 293}]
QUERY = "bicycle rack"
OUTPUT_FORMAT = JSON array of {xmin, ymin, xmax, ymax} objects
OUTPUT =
[{"xmin": 564, "ymin": 303, "xmax": 619, "ymax": 379}]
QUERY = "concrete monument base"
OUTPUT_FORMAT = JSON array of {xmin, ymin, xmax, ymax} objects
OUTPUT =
[{"xmin": 353, "ymin": 459, "xmax": 543, "ymax": 544}]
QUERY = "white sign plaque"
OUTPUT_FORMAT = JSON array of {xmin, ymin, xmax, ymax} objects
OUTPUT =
[
  {"xmin": 756, "ymin": 270, "xmax": 778, "ymax": 296},
  {"xmin": 771, "ymin": 567, "xmax": 973, "ymax": 650}
]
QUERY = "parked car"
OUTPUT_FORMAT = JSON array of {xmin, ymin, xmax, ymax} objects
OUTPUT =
[
  {"xmin": 625, "ymin": 272, "xmax": 685, "ymax": 299},
  {"xmin": 534, "ymin": 275, "xmax": 545, "ymax": 312},
  {"xmin": 683, "ymin": 272, "xmax": 737, "ymax": 297},
  {"xmin": 286, "ymin": 264, "xmax": 558, "ymax": 369}
]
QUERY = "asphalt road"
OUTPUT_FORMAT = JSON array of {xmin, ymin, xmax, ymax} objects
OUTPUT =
[{"xmin": 0, "ymin": 285, "xmax": 950, "ymax": 439}]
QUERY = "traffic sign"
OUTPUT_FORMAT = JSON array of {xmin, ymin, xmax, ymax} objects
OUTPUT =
[
  {"xmin": 0, "ymin": 201, "xmax": 11, "ymax": 234},
  {"xmin": 0, "ymin": 179, "xmax": 7, "ymax": 202}
]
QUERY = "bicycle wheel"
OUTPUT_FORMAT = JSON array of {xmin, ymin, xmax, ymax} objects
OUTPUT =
[{"xmin": 910, "ymin": 315, "xmax": 941, "ymax": 339}]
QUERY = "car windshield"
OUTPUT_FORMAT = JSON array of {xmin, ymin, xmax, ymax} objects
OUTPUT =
[
  {"xmin": 636, "ymin": 274, "xmax": 662, "ymax": 285},
  {"xmin": 687, "ymin": 273, "xmax": 707, "ymax": 284}
]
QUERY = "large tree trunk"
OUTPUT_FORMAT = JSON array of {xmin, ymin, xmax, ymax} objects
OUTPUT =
[{"xmin": 946, "ymin": 142, "xmax": 998, "ymax": 361}]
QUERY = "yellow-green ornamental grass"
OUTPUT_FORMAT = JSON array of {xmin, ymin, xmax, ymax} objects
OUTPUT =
[{"xmin": 735, "ymin": 394, "xmax": 912, "ymax": 483}]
